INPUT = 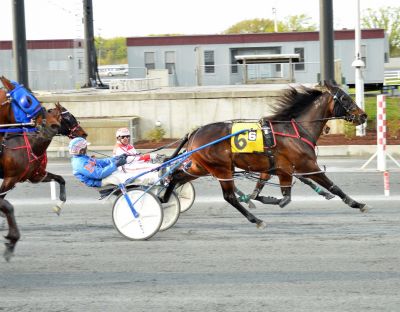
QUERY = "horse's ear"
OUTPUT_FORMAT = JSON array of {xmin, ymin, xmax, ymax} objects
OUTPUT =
[{"xmin": 0, "ymin": 76, "xmax": 14, "ymax": 91}]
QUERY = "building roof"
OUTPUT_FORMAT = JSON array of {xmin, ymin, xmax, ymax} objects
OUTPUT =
[
  {"xmin": 127, "ymin": 29, "xmax": 385, "ymax": 47},
  {"xmin": 0, "ymin": 39, "xmax": 83, "ymax": 50}
]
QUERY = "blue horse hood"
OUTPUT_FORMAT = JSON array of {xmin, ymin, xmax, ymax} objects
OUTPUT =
[{"xmin": 8, "ymin": 81, "xmax": 42, "ymax": 123}]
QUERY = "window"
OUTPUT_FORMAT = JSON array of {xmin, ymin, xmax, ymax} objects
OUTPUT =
[
  {"xmin": 231, "ymin": 49, "xmax": 238, "ymax": 73},
  {"xmin": 165, "ymin": 51, "xmax": 176, "ymax": 74},
  {"xmin": 204, "ymin": 50, "xmax": 215, "ymax": 73},
  {"xmin": 294, "ymin": 47, "xmax": 305, "ymax": 71},
  {"xmin": 144, "ymin": 52, "xmax": 155, "ymax": 71}
]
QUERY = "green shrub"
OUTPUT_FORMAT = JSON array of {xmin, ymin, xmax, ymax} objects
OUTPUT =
[
  {"xmin": 145, "ymin": 126, "xmax": 166, "ymax": 142},
  {"xmin": 344, "ymin": 123, "xmax": 356, "ymax": 139}
]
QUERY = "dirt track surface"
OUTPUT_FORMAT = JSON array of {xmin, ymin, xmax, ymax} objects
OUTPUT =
[{"xmin": 1, "ymin": 158, "xmax": 400, "ymax": 312}]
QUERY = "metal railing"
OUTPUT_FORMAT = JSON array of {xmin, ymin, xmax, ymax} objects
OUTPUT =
[{"xmin": 384, "ymin": 70, "xmax": 400, "ymax": 85}]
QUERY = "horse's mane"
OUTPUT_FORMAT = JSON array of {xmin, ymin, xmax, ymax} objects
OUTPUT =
[{"xmin": 270, "ymin": 85, "xmax": 323, "ymax": 121}]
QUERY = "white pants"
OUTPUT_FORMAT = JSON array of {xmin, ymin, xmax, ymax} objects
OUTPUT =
[{"xmin": 101, "ymin": 169, "xmax": 160, "ymax": 187}]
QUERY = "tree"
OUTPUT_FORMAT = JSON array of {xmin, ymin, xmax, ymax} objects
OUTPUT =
[
  {"xmin": 223, "ymin": 15, "xmax": 316, "ymax": 34},
  {"xmin": 285, "ymin": 14, "xmax": 316, "ymax": 32},
  {"xmin": 95, "ymin": 37, "xmax": 127, "ymax": 65},
  {"xmin": 362, "ymin": 6, "xmax": 400, "ymax": 57}
]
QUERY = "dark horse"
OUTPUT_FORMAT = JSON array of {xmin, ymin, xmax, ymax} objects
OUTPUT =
[
  {"xmin": 45, "ymin": 103, "xmax": 88, "ymax": 213},
  {"xmin": 0, "ymin": 103, "xmax": 87, "ymax": 261},
  {"xmin": 162, "ymin": 81, "xmax": 368, "ymax": 228}
]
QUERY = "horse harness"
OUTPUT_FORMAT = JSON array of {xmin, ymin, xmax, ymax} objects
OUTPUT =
[
  {"xmin": 0, "ymin": 132, "xmax": 48, "ymax": 182},
  {"xmin": 257, "ymin": 118, "xmax": 317, "ymax": 176},
  {"xmin": 0, "ymin": 82, "xmax": 49, "ymax": 150}
]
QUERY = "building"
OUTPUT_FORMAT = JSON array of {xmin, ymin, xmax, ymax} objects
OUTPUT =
[
  {"xmin": 0, "ymin": 39, "xmax": 84, "ymax": 90},
  {"xmin": 127, "ymin": 29, "xmax": 389, "ymax": 88}
]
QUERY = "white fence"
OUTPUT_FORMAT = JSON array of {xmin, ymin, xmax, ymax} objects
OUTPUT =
[
  {"xmin": 108, "ymin": 78, "xmax": 161, "ymax": 91},
  {"xmin": 384, "ymin": 70, "xmax": 400, "ymax": 85}
]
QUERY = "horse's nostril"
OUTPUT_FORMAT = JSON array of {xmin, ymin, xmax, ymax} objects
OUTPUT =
[{"xmin": 361, "ymin": 113, "xmax": 368, "ymax": 121}]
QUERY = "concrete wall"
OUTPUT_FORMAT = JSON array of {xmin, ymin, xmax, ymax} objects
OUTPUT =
[{"xmin": 39, "ymin": 85, "xmax": 283, "ymax": 140}]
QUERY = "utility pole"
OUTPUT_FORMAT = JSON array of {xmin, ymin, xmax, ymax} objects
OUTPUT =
[
  {"xmin": 352, "ymin": 0, "xmax": 366, "ymax": 136},
  {"xmin": 82, "ymin": 0, "xmax": 97, "ymax": 87},
  {"xmin": 319, "ymin": 0, "xmax": 335, "ymax": 83},
  {"xmin": 12, "ymin": 0, "xmax": 29, "ymax": 87}
]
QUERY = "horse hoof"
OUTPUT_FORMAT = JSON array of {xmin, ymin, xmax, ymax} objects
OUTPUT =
[
  {"xmin": 4, "ymin": 243, "xmax": 14, "ymax": 262},
  {"xmin": 360, "ymin": 204, "xmax": 370, "ymax": 213},
  {"xmin": 279, "ymin": 198, "xmax": 290, "ymax": 208},
  {"xmin": 53, "ymin": 205, "xmax": 62, "ymax": 216},
  {"xmin": 324, "ymin": 193, "xmax": 335, "ymax": 200},
  {"xmin": 53, "ymin": 201, "xmax": 65, "ymax": 216},
  {"xmin": 248, "ymin": 200, "xmax": 257, "ymax": 209},
  {"xmin": 256, "ymin": 221, "xmax": 267, "ymax": 229}
]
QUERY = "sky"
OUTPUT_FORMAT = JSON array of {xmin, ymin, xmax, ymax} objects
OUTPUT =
[{"xmin": 0, "ymin": 0, "xmax": 399, "ymax": 40}]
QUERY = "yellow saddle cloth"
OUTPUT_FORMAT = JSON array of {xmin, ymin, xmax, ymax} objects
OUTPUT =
[{"xmin": 231, "ymin": 122, "xmax": 264, "ymax": 153}]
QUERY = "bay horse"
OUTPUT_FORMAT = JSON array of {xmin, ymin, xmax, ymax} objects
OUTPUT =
[
  {"xmin": 161, "ymin": 81, "xmax": 368, "ymax": 228},
  {"xmin": 0, "ymin": 103, "xmax": 87, "ymax": 261},
  {"xmin": 45, "ymin": 103, "xmax": 88, "ymax": 212}
]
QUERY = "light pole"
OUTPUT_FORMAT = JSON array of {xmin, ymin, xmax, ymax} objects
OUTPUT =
[
  {"xmin": 351, "ymin": 0, "xmax": 366, "ymax": 136},
  {"xmin": 12, "ymin": 0, "xmax": 29, "ymax": 87},
  {"xmin": 272, "ymin": 7, "xmax": 278, "ymax": 32},
  {"xmin": 319, "ymin": 0, "xmax": 335, "ymax": 83}
]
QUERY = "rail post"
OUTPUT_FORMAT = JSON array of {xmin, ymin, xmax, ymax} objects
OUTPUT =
[{"xmin": 376, "ymin": 94, "xmax": 387, "ymax": 171}]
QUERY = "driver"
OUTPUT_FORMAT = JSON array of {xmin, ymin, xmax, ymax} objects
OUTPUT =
[
  {"xmin": 69, "ymin": 137, "xmax": 159, "ymax": 187},
  {"xmin": 113, "ymin": 127, "xmax": 162, "ymax": 177}
]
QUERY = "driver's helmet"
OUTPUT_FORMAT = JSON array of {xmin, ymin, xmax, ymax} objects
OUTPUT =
[
  {"xmin": 115, "ymin": 127, "xmax": 130, "ymax": 138},
  {"xmin": 69, "ymin": 137, "xmax": 88, "ymax": 155}
]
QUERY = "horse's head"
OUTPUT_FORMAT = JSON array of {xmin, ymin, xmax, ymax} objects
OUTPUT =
[
  {"xmin": 324, "ymin": 80, "xmax": 367, "ymax": 125},
  {"xmin": 35, "ymin": 107, "xmax": 61, "ymax": 139},
  {"xmin": 0, "ymin": 76, "xmax": 56, "ymax": 131},
  {"xmin": 49, "ymin": 102, "xmax": 88, "ymax": 139}
]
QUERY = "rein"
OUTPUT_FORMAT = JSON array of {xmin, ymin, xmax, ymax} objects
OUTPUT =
[{"xmin": 0, "ymin": 127, "xmax": 38, "ymax": 133}]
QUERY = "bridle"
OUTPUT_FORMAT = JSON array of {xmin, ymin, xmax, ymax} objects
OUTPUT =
[
  {"xmin": 59, "ymin": 109, "xmax": 81, "ymax": 138},
  {"xmin": 328, "ymin": 87, "xmax": 359, "ymax": 122}
]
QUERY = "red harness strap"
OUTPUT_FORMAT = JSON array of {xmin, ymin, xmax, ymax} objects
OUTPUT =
[
  {"xmin": 8, "ymin": 132, "xmax": 47, "ymax": 181},
  {"xmin": 272, "ymin": 119, "xmax": 316, "ymax": 151}
]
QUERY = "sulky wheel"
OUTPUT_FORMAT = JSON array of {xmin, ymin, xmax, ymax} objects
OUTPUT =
[
  {"xmin": 151, "ymin": 186, "xmax": 181, "ymax": 231},
  {"xmin": 175, "ymin": 182, "xmax": 195, "ymax": 213},
  {"xmin": 112, "ymin": 189, "xmax": 163, "ymax": 240}
]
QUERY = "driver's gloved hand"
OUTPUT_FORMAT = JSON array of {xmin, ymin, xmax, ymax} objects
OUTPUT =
[
  {"xmin": 150, "ymin": 153, "xmax": 166, "ymax": 163},
  {"xmin": 114, "ymin": 154, "xmax": 127, "ymax": 167}
]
